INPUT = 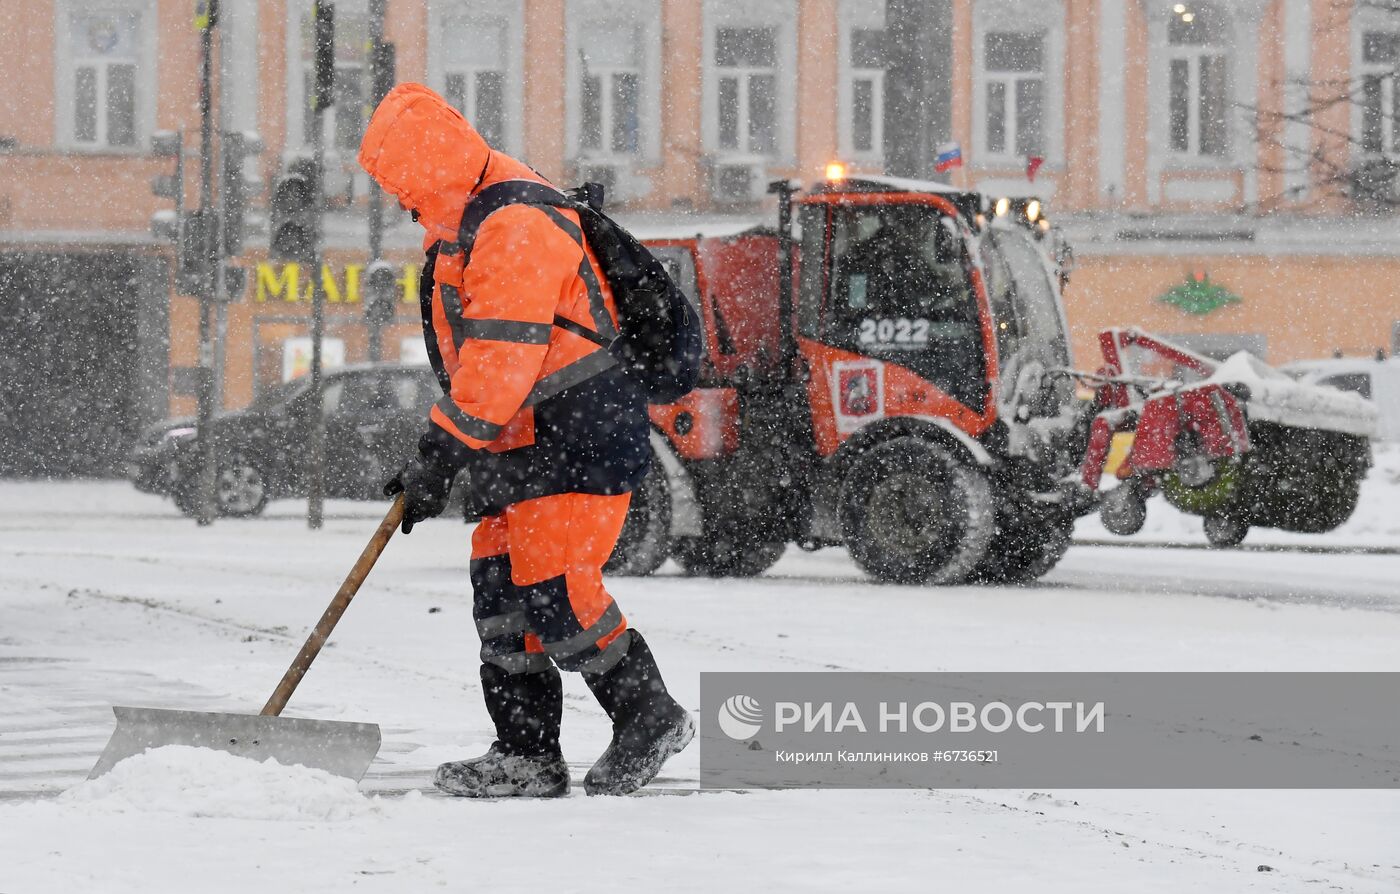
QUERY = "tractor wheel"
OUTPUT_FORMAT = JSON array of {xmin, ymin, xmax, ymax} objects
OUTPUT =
[
  {"xmin": 673, "ymin": 537, "xmax": 785, "ymax": 577},
  {"xmin": 1099, "ymin": 484, "xmax": 1147, "ymax": 536},
  {"xmin": 605, "ymin": 459, "xmax": 672, "ymax": 576},
  {"xmin": 840, "ymin": 438, "xmax": 993, "ymax": 585},
  {"xmin": 672, "ymin": 536, "xmax": 785, "ymax": 578},
  {"xmin": 1203, "ymin": 513, "xmax": 1248, "ymax": 548},
  {"xmin": 973, "ymin": 506, "xmax": 1075, "ymax": 584}
]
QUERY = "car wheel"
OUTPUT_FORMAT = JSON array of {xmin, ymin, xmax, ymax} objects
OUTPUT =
[
  {"xmin": 215, "ymin": 452, "xmax": 269, "ymax": 518},
  {"xmin": 840, "ymin": 437, "xmax": 993, "ymax": 585}
]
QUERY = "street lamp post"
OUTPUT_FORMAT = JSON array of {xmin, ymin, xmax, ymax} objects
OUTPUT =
[
  {"xmin": 307, "ymin": 1, "xmax": 336, "ymax": 530},
  {"xmin": 194, "ymin": 2, "xmax": 220, "ymax": 526},
  {"xmin": 366, "ymin": 0, "xmax": 395, "ymax": 363}
]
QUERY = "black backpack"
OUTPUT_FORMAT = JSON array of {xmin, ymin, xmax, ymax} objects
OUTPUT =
[{"xmin": 453, "ymin": 180, "xmax": 702, "ymax": 404}]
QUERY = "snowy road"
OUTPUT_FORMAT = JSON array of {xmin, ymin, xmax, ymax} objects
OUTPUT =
[{"xmin": 1, "ymin": 482, "xmax": 1398, "ymax": 892}]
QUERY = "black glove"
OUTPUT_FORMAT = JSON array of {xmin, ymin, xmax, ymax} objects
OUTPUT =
[{"xmin": 384, "ymin": 436, "xmax": 466, "ymax": 534}]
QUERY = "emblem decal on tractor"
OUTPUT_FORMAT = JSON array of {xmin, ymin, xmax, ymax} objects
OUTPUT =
[{"xmin": 832, "ymin": 360, "xmax": 885, "ymax": 433}]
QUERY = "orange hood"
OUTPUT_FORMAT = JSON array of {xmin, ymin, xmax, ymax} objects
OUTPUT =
[{"xmin": 357, "ymin": 83, "xmax": 546, "ymax": 247}]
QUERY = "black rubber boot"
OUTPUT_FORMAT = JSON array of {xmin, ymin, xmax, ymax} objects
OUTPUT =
[
  {"xmin": 434, "ymin": 664, "xmax": 570, "ymax": 798},
  {"xmin": 582, "ymin": 632, "xmax": 694, "ymax": 796}
]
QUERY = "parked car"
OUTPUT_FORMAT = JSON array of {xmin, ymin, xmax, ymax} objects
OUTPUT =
[
  {"xmin": 129, "ymin": 363, "xmax": 441, "ymax": 518},
  {"xmin": 1280, "ymin": 356, "xmax": 1399, "ymax": 442}
]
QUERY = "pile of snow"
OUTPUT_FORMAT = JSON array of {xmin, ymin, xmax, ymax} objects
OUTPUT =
[
  {"xmin": 1208, "ymin": 351, "xmax": 1378, "ymax": 437},
  {"xmin": 61, "ymin": 746, "xmax": 372, "ymax": 822}
]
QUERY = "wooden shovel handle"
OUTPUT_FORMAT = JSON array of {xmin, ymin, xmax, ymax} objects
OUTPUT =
[{"xmin": 261, "ymin": 495, "xmax": 405, "ymax": 717}]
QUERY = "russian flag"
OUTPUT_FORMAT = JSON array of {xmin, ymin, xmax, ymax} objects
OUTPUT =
[{"xmin": 934, "ymin": 142, "xmax": 962, "ymax": 173}]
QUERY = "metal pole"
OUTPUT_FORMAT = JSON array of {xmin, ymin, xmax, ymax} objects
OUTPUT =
[
  {"xmin": 307, "ymin": 2, "xmax": 333, "ymax": 530},
  {"xmin": 366, "ymin": 0, "xmax": 387, "ymax": 363},
  {"xmin": 195, "ymin": 9, "xmax": 219, "ymax": 527}
]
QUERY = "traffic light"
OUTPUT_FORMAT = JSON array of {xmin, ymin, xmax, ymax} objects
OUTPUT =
[
  {"xmin": 194, "ymin": 0, "xmax": 218, "ymax": 30},
  {"xmin": 269, "ymin": 156, "xmax": 320, "ymax": 267},
  {"xmin": 220, "ymin": 130, "xmax": 263, "ymax": 257},
  {"xmin": 313, "ymin": 3, "xmax": 336, "ymax": 113},
  {"xmin": 178, "ymin": 209, "xmax": 211, "ymax": 295},
  {"xmin": 150, "ymin": 130, "xmax": 183, "ymax": 243},
  {"xmin": 150, "ymin": 129, "xmax": 205, "ymax": 295},
  {"xmin": 370, "ymin": 39, "xmax": 396, "ymax": 106},
  {"xmin": 363, "ymin": 260, "xmax": 399, "ymax": 325},
  {"xmin": 363, "ymin": 259, "xmax": 398, "ymax": 363}
]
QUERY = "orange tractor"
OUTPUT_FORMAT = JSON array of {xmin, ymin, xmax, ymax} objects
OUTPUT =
[{"xmin": 608, "ymin": 174, "xmax": 1093, "ymax": 583}]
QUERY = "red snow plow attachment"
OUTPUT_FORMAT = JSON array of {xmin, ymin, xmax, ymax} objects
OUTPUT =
[{"xmin": 1075, "ymin": 328, "xmax": 1377, "ymax": 547}]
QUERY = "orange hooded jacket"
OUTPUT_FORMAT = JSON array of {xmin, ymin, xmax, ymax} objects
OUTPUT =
[{"xmin": 358, "ymin": 83, "xmax": 622, "ymax": 455}]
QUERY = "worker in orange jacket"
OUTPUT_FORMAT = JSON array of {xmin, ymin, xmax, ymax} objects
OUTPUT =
[{"xmin": 358, "ymin": 84, "xmax": 692, "ymax": 797}]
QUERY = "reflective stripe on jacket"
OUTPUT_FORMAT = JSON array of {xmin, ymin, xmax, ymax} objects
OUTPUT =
[{"xmin": 425, "ymin": 196, "xmax": 621, "ymax": 455}]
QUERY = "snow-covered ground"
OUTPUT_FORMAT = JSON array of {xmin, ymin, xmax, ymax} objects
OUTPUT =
[{"xmin": 1, "ymin": 479, "xmax": 1398, "ymax": 893}]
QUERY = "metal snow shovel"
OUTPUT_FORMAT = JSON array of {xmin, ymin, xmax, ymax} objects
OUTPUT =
[{"xmin": 88, "ymin": 496, "xmax": 405, "ymax": 782}]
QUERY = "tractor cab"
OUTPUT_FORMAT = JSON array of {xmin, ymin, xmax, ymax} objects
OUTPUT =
[
  {"xmin": 797, "ymin": 180, "xmax": 991, "ymax": 422},
  {"xmin": 791, "ymin": 175, "xmax": 1078, "ymax": 466}
]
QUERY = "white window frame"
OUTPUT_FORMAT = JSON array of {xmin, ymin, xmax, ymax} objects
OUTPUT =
[
  {"xmin": 980, "ymin": 33, "xmax": 1046, "ymax": 160},
  {"xmin": 1352, "ymin": 8, "xmax": 1400, "ymax": 162},
  {"xmin": 442, "ymin": 53, "xmax": 507, "ymax": 146},
  {"xmin": 702, "ymin": 0, "xmax": 797, "ymax": 163},
  {"xmin": 1144, "ymin": 0, "xmax": 1262, "ymax": 190},
  {"xmin": 427, "ymin": 0, "xmax": 525, "ymax": 156},
  {"xmin": 1163, "ymin": 17, "xmax": 1229, "ymax": 158},
  {"xmin": 971, "ymin": 0, "xmax": 1064, "ymax": 168},
  {"xmin": 716, "ymin": 56, "xmax": 776, "ymax": 156},
  {"xmin": 580, "ymin": 65, "xmax": 641, "ymax": 156},
  {"xmin": 54, "ymin": 0, "xmax": 157, "ymax": 152},
  {"xmin": 838, "ymin": 0, "xmax": 886, "ymax": 162},
  {"xmin": 565, "ymin": 0, "xmax": 662, "ymax": 165}
]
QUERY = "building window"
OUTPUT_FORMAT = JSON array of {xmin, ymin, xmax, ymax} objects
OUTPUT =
[
  {"xmin": 982, "ymin": 32, "xmax": 1044, "ymax": 158},
  {"xmin": 431, "ymin": 1, "xmax": 523, "ymax": 155},
  {"xmin": 443, "ymin": 18, "xmax": 509, "ymax": 148},
  {"xmin": 715, "ymin": 27, "xmax": 778, "ymax": 156},
  {"xmin": 298, "ymin": 8, "xmax": 369, "ymax": 152},
  {"xmin": 1360, "ymin": 32, "xmax": 1400, "ymax": 155},
  {"xmin": 1165, "ymin": 3, "xmax": 1230, "ymax": 158},
  {"xmin": 66, "ymin": 10, "xmax": 142, "ymax": 147},
  {"xmin": 848, "ymin": 28, "xmax": 886, "ymax": 156},
  {"xmin": 577, "ymin": 22, "xmax": 642, "ymax": 156}
]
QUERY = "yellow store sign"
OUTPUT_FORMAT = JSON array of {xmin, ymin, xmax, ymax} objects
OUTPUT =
[{"xmin": 253, "ymin": 262, "xmax": 419, "ymax": 304}]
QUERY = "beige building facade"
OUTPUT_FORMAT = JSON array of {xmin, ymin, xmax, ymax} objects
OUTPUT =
[{"xmin": 1, "ymin": 1, "xmax": 1398, "ymax": 468}]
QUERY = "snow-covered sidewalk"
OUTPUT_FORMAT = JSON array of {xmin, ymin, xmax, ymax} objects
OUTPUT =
[{"xmin": 0, "ymin": 481, "xmax": 1397, "ymax": 892}]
